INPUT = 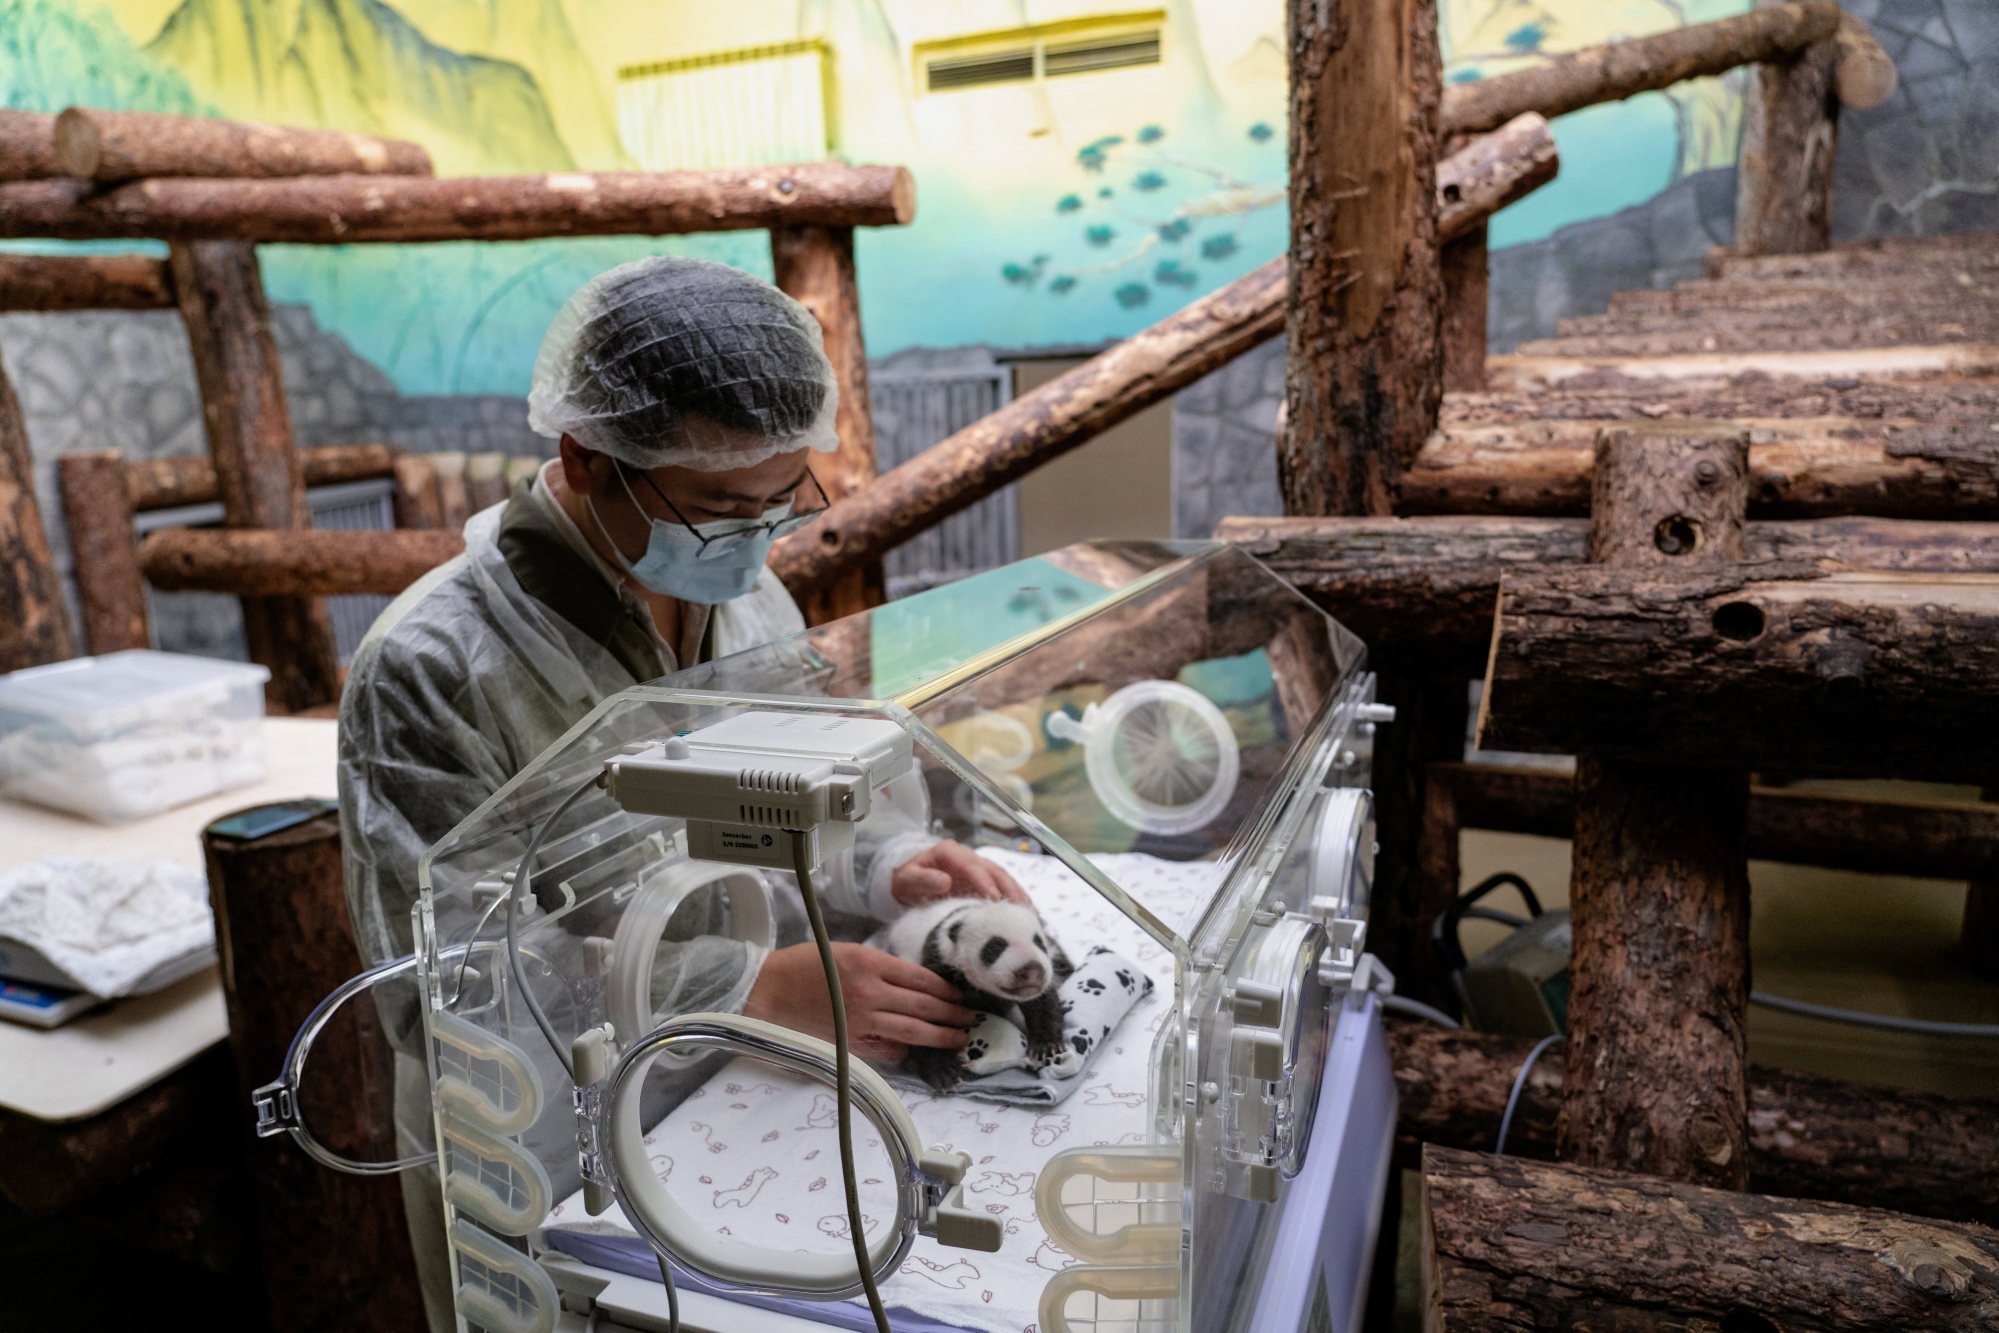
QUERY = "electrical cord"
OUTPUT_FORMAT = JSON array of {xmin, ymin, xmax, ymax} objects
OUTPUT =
[
  {"xmin": 1750, "ymin": 991, "xmax": 1999, "ymax": 1038},
  {"xmin": 1383, "ymin": 995, "xmax": 1461, "ymax": 1029},
  {"xmin": 791, "ymin": 829, "xmax": 893, "ymax": 1333},
  {"xmin": 1494, "ymin": 1034, "xmax": 1562, "ymax": 1156},
  {"xmin": 508, "ymin": 774, "xmax": 601, "ymax": 1083},
  {"xmin": 656, "ymin": 1252, "xmax": 681, "ymax": 1333}
]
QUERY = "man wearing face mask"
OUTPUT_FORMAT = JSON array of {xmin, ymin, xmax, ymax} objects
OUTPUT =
[{"xmin": 337, "ymin": 256, "xmax": 1025, "ymax": 1330}]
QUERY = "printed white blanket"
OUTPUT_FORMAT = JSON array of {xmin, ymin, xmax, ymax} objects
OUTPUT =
[{"xmin": 541, "ymin": 848, "xmax": 1217, "ymax": 1333}]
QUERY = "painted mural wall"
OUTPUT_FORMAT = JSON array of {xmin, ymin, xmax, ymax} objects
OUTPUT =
[{"xmin": 6, "ymin": 0, "xmax": 1755, "ymax": 397}]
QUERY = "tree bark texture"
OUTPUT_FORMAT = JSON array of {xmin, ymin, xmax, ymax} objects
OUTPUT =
[
  {"xmin": 768, "ymin": 119, "xmax": 1553, "ymax": 597},
  {"xmin": 1439, "ymin": 227, "xmax": 1488, "ymax": 393},
  {"xmin": 1434, "ymin": 761, "xmax": 1999, "ymax": 884},
  {"xmin": 168, "ymin": 240, "xmax": 338, "ymax": 711},
  {"xmin": 770, "ymin": 223, "xmax": 884, "ymax": 624},
  {"xmin": 0, "ymin": 110, "xmax": 62, "ymax": 180},
  {"xmin": 1421, "ymin": 1144, "xmax": 1999, "ymax": 1331},
  {"xmin": 1390, "ymin": 1021, "xmax": 1999, "ymax": 1227},
  {"xmin": 0, "ymin": 351, "xmax": 76, "ymax": 671},
  {"xmin": 1219, "ymin": 512, "xmax": 1999, "ymax": 670},
  {"xmin": 1737, "ymin": 8, "xmax": 1840, "ymax": 257},
  {"xmin": 1493, "ymin": 343, "xmax": 1999, "ymax": 392},
  {"xmin": 1405, "ymin": 415, "xmax": 1999, "ymax": 520},
  {"xmin": 201, "ymin": 810, "xmax": 423, "ymax": 1332},
  {"xmin": 1282, "ymin": 0, "xmax": 1444, "ymax": 518},
  {"xmin": 0, "ymin": 252, "xmax": 174, "ymax": 310},
  {"xmin": 0, "ymin": 163, "xmax": 916, "ymax": 243},
  {"xmin": 1479, "ymin": 567, "xmax": 1999, "ymax": 783},
  {"xmin": 1547, "ymin": 426, "xmax": 1753, "ymax": 1189},
  {"xmin": 1708, "ymin": 230, "xmax": 1998, "ymax": 283},
  {"xmin": 54, "ymin": 107, "xmax": 432, "ymax": 181},
  {"xmin": 144, "ymin": 527, "xmax": 467, "ymax": 597},
  {"xmin": 123, "ymin": 442, "xmax": 397, "ymax": 512},
  {"xmin": 57, "ymin": 450, "xmax": 151, "ymax": 653},
  {"xmin": 1440, "ymin": 0, "xmax": 1839, "ymax": 136}
]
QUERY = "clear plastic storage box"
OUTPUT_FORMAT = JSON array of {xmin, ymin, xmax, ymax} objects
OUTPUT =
[{"xmin": 0, "ymin": 650, "xmax": 271, "ymax": 823}]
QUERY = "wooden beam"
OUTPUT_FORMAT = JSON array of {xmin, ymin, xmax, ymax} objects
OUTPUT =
[
  {"xmin": 57, "ymin": 451, "xmax": 150, "ymax": 653},
  {"xmin": 1421, "ymin": 1144, "xmax": 1999, "ymax": 1331},
  {"xmin": 1440, "ymin": 227, "xmax": 1489, "ymax": 392},
  {"xmin": 1403, "ymin": 415, "xmax": 1999, "ymax": 520},
  {"xmin": 1489, "ymin": 343, "xmax": 1999, "ymax": 390},
  {"xmin": 201, "ymin": 809, "xmax": 423, "ymax": 1330},
  {"xmin": 1553, "ymin": 424, "xmax": 1752, "ymax": 1189},
  {"xmin": 0, "ymin": 350, "xmax": 76, "ymax": 670},
  {"xmin": 1707, "ymin": 232, "xmax": 1999, "ymax": 283},
  {"xmin": 1440, "ymin": 0, "xmax": 1840, "ymax": 136},
  {"xmin": 1434, "ymin": 761, "xmax": 1999, "ymax": 883},
  {"xmin": 389, "ymin": 453, "xmax": 444, "ymax": 530},
  {"xmin": 766, "ymin": 118, "xmax": 1554, "ymax": 596},
  {"xmin": 168, "ymin": 240, "xmax": 338, "ymax": 711},
  {"xmin": 54, "ymin": 107, "xmax": 432, "ymax": 181},
  {"xmin": 0, "ymin": 253, "xmax": 174, "ymax": 310},
  {"xmin": 143, "ymin": 527, "xmax": 466, "ymax": 597},
  {"xmin": 0, "ymin": 110, "xmax": 62, "ymax": 181},
  {"xmin": 1282, "ymin": 0, "xmax": 1444, "ymax": 515},
  {"xmin": 1737, "ymin": 0, "xmax": 1840, "ymax": 257},
  {"xmin": 0, "ymin": 164, "xmax": 917, "ymax": 244},
  {"xmin": 1219, "ymin": 513, "xmax": 1999, "ymax": 670},
  {"xmin": 771, "ymin": 223, "xmax": 884, "ymax": 625},
  {"xmin": 1480, "ymin": 565, "xmax": 1999, "ymax": 783},
  {"xmin": 1390, "ymin": 1020, "xmax": 1999, "ymax": 1227},
  {"xmin": 124, "ymin": 442, "xmax": 398, "ymax": 512}
]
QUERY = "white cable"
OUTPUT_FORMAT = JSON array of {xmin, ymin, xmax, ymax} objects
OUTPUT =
[
  {"xmin": 791, "ymin": 830, "xmax": 893, "ymax": 1333},
  {"xmin": 1750, "ymin": 991, "xmax": 1999, "ymax": 1038},
  {"xmin": 1494, "ymin": 1034, "xmax": 1562, "ymax": 1157},
  {"xmin": 1383, "ymin": 995, "xmax": 1461, "ymax": 1029},
  {"xmin": 655, "ymin": 1252, "xmax": 681, "ymax": 1333}
]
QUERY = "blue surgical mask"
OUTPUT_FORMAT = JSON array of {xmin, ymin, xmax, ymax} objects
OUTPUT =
[{"xmin": 585, "ymin": 468, "xmax": 790, "ymax": 605}]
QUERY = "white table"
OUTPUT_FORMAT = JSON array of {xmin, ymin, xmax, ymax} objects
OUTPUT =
[{"xmin": 0, "ymin": 717, "xmax": 339, "ymax": 1122}]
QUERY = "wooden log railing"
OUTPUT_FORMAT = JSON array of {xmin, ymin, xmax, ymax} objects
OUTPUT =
[
  {"xmin": 145, "ymin": 528, "xmax": 467, "ymax": 598},
  {"xmin": 0, "ymin": 253, "xmax": 175, "ymax": 310},
  {"xmin": 1440, "ymin": 0, "xmax": 1842, "ymax": 135},
  {"xmin": 770, "ymin": 114, "xmax": 1558, "ymax": 598},
  {"xmin": 0, "ymin": 163, "xmax": 916, "ymax": 243},
  {"xmin": 1216, "ymin": 513, "xmax": 1999, "ymax": 670},
  {"xmin": 1391, "ymin": 1021, "xmax": 1999, "ymax": 1227},
  {"xmin": 54, "ymin": 108, "xmax": 432, "ymax": 181},
  {"xmin": 1434, "ymin": 761, "xmax": 1999, "ymax": 884},
  {"xmin": 0, "ymin": 111, "xmax": 63, "ymax": 181},
  {"xmin": 1422, "ymin": 1145, "xmax": 1999, "ymax": 1331},
  {"xmin": 0, "ymin": 349, "xmax": 76, "ymax": 670}
]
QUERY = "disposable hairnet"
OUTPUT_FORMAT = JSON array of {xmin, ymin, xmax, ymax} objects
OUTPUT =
[{"xmin": 527, "ymin": 256, "xmax": 841, "ymax": 471}]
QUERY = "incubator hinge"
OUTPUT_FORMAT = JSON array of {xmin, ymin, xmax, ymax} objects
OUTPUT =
[
  {"xmin": 916, "ymin": 1148, "xmax": 1003, "ymax": 1253},
  {"xmin": 251, "ymin": 1077, "xmax": 299, "ymax": 1138},
  {"xmin": 571, "ymin": 1025, "xmax": 618, "ymax": 1216}
]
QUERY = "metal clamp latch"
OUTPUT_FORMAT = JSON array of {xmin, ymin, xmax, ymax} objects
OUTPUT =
[
  {"xmin": 918, "ymin": 1148, "xmax": 1003, "ymax": 1253},
  {"xmin": 251, "ymin": 1078, "xmax": 299, "ymax": 1137}
]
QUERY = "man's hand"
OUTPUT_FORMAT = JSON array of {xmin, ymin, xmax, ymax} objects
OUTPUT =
[
  {"xmin": 890, "ymin": 840, "xmax": 1032, "ymax": 909},
  {"xmin": 744, "ymin": 941, "xmax": 976, "ymax": 1063}
]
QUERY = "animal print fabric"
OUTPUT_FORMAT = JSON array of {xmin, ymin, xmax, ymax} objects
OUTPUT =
[{"xmin": 542, "ymin": 847, "xmax": 1217, "ymax": 1333}]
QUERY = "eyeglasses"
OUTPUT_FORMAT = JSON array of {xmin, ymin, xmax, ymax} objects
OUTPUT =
[{"xmin": 628, "ymin": 465, "xmax": 830, "ymax": 552}]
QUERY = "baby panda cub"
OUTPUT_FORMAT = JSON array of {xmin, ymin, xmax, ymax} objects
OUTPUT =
[{"xmin": 882, "ymin": 899, "xmax": 1073, "ymax": 1093}]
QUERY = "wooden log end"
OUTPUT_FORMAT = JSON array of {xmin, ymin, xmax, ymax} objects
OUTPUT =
[
  {"xmin": 1835, "ymin": 15, "xmax": 1899, "ymax": 110},
  {"xmin": 51, "ymin": 107, "xmax": 100, "ymax": 178},
  {"xmin": 887, "ymin": 166, "xmax": 917, "ymax": 226}
]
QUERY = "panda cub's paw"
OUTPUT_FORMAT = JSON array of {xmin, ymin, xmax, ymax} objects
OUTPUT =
[{"xmin": 1026, "ymin": 1040, "xmax": 1067, "ymax": 1071}]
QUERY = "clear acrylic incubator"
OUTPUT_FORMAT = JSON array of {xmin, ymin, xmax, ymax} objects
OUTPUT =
[{"xmin": 263, "ymin": 541, "xmax": 1399, "ymax": 1333}]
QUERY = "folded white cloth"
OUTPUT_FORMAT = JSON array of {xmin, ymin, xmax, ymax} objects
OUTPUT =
[
  {"xmin": 896, "ymin": 943, "xmax": 1156, "ymax": 1107},
  {"xmin": 0, "ymin": 858, "xmax": 216, "ymax": 997}
]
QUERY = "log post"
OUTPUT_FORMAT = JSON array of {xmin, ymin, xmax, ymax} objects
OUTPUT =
[
  {"xmin": 1421, "ymin": 1144, "xmax": 1999, "ymax": 1331},
  {"xmin": 201, "ymin": 807, "xmax": 423, "ymax": 1332},
  {"xmin": 54, "ymin": 108, "xmax": 433, "ymax": 181},
  {"xmin": 57, "ymin": 451, "xmax": 151, "ymax": 653},
  {"xmin": 1550, "ymin": 424, "xmax": 1753, "ymax": 1188},
  {"xmin": 1440, "ymin": 226, "xmax": 1489, "ymax": 392},
  {"xmin": 770, "ymin": 223, "xmax": 884, "ymax": 624},
  {"xmin": 1283, "ymin": 0, "xmax": 1444, "ymax": 515},
  {"xmin": 1391, "ymin": 1020, "xmax": 1999, "ymax": 1227},
  {"xmin": 1736, "ymin": 1, "xmax": 1841, "ymax": 256},
  {"xmin": 0, "ymin": 351, "xmax": 76, "ymax": 671},
  {"xmin": 390, "ymin": 452, "xmax": 445, "ymax": 530},
  {"xmin": 168, "ymin": 240, "xmax": 339, "ymax": 710}
]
